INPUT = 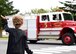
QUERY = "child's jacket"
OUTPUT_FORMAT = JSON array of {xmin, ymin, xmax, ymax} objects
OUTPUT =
[{"xmin": 3, "ymin": 19, "xmax": 33, "ymax": 54}]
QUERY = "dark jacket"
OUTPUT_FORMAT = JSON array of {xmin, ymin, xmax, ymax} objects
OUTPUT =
[{"xmin": 3, "ymin": 19, "xmax": 33, "ymax": 54}]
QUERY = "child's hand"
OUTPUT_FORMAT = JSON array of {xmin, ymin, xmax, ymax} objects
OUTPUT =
[
  {"xmin": 0, "ymin": 15, "xmax": 6, "ymax": 20},
  {"xmin": 27, "ymin": 50, "xmax": 33, "ymax": 54}
]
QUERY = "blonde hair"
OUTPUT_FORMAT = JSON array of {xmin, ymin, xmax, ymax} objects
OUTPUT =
[{"xmin": 12, "ymin": 15, "xmax": 23, "ymax": 25}]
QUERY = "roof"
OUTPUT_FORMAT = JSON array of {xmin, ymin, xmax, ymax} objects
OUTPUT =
[{"xmin": 38, "ymin": 12, "xmax": 71, "ymax": 15}]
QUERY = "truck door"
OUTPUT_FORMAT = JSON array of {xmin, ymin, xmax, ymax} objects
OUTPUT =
[
  {"xmin": 27, "ymin": 19, "xmax": 37, "ymax": 40},
  {"xmin": 51, "ymin": 14, "xmax": 63, "ymax": 35}
]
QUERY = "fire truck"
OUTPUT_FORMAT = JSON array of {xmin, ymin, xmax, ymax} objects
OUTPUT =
[{"xmin": 8, "ymin": 12, "xmax": 76, "ymax": 45}]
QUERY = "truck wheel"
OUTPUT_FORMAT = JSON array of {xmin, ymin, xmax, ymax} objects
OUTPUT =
[
  {"xmin": 61, "ymin": 33, "xmax": 74, "ymax": 45},
  {"xmin": 29, "ymin": 40, "xmax": 37, "ymax": 43},
  {"xmin": 74, "ymin": 38, "xmax": 76, "ymax": 44}
]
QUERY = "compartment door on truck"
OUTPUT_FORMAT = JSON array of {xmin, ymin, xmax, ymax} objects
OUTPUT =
[{"xmin": 27, "ymin": 19, "xmax": 37, "ymax": 39}]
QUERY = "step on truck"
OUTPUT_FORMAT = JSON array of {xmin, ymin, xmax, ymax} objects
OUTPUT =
[{"xmin": 8, "ymin": 12, "xmax": 76, "ymax": 45}]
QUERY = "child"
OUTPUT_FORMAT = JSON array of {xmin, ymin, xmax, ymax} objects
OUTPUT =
[{"xmin": 1, "ymin": 15, "xmax": 33, "ymax": 54}]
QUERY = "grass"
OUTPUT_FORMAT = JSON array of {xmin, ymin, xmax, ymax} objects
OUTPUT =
[{"xmin": 0, "ymin": 36, "xmax": 8, "ymax": 40}]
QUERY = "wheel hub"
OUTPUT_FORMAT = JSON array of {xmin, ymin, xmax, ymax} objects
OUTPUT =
[{"xmin": 64, "ymin": 36, "xmax": 71, "ymax": 44}]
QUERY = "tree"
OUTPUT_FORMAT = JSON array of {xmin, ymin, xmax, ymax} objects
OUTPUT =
[
  {"xmin": 31, "ymin": 8, "xmax": 48, "ymax": 14},
  {"xmin": 59, "ymin": 1, "xmax": 76, "ymax": 20},
  {"xmin": 50, "ymin": 6, "xmax": 64, "ymax": 12},
  {"xmin": 0, "ymin": 0, "xmax": 19, "ymax": 37}
]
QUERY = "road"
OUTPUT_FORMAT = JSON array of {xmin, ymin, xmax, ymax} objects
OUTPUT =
[{"xmin": 0, "ymin": 39, "xmax": 76, "ymax": 54}]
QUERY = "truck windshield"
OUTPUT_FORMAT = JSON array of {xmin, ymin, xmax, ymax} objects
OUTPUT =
[{"xmin": 63, "ymin": 13, "xmax": 73, "ymax": 20}]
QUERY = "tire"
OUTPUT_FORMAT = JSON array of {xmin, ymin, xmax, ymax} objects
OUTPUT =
[
  {"xmin": 29, "ymin": 40, "xmax": 37, "ymax": 43},
  {"xmin": 74, "ymin": 37, "xmax": 76, "ymax": 44},
  {"xmin": 61, "ymin": 33, "xmax": 75, "ymax": 45},
  {"xmin": 75, "ymin": 40, "xmax": 76, "ymax": 43}
]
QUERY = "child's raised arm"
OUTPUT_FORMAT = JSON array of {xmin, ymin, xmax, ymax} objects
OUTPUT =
[
  {"xmin": 0, "ymin": 15, "xmax": 7, "ymax": 20},
  {"xmin": 0, "ymin": 15, "xmax": 10, "ymax": 32}
]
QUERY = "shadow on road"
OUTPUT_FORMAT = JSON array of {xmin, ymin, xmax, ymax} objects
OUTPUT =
[
  {"xmin": 28, "ymin": 41, "xmax": 76, "ymax": 46},
  {"xmin": 28, "ymin": 42, "xmax": 64, "ymax": 46},
  {"xmin": 34, "ymin": 43, "xmax": 63, "ymax": 45}
]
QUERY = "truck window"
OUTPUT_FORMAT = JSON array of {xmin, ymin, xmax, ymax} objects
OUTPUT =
[
  {"xmin": 63, "ymin": 13, "xmax": 73, "ymax": 20},
  {"xmin": 53, "ymin": 14, "xmax": 57, "ymax": 20},
  {"xmin": 41, "ymin": 15, "xmax": 50, "ymax": 21},
  {"xmin": 53, "ymin": 14, "xmax": 62, "ymax": 20},
  {"xmin": 59, "ymin": 14, "xmax": 62, "ymax": 20}
]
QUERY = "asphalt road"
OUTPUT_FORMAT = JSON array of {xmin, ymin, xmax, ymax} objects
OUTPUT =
[{"xmin": 0, "ymin": 40, "xmax": 76, "ymax": 54}]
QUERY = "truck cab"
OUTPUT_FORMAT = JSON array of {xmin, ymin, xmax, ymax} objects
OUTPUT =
[{"xmin": 36, "ymin": 12, "xmax": 76, "ymax": 45}]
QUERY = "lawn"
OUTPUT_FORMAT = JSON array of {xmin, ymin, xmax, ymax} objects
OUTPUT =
[{"xmin": 0, "ymin": 36, "xmax": 8, "ymax": 40}]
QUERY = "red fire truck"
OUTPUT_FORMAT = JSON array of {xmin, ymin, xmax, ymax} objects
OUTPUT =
[
  {"xmin": 23, "ymin": 12, "xmax": 76, "ymax": 45},
  {"xmin": 8, "ymin": 12, "xmax": 76, "ymax": 45}
]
